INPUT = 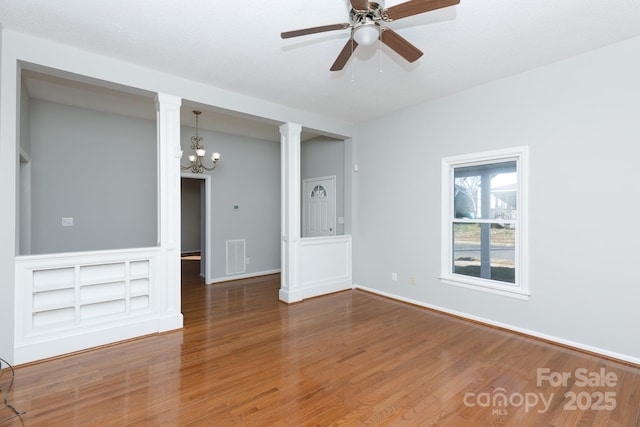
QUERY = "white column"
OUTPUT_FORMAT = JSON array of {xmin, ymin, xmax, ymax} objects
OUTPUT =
[
  {"xmin": 155, "ymin": 93, "xmax": 183, "ymax": 331},
  {"xmin": 279, "ymin": 123, "xmax": 303, "ymax": 303},
  {"xmin": 0, "ymin": 30, "xmax": 18, "ymax": 363}
]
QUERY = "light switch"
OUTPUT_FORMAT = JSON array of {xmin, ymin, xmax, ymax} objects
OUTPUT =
[{"xmin": 61, "ymin": 217, "xmax": 74, "ymax": 227}]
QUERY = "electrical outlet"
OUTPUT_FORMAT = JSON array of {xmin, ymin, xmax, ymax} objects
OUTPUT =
[
  {"xmin": 410, "ymin": 276, "xmax": 417, "ymax": 285},
  {"xmin": 245, "ymin": 257, "xmax": 250, "ymax": 265},
  {"xmin": 392, "ymin": 272, "xmax": 397, "ymax": 281}
]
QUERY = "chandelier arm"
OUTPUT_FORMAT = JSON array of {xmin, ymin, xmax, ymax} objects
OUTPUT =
[
  {"xmin": 201, "ymin": 162, "xmax": 218, "ymax": 172},
  {"xmin": 180, "ymin": 158, "xmax": 194, "ymax": 170}
]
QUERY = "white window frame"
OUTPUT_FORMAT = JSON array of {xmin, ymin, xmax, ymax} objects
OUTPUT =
[{"xmin": 440, "ymin": 146, "xmax": 529, "ymax": 299}]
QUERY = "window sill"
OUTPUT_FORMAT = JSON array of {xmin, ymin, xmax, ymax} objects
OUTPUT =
[{"xmin": 439, "ymin": 275, "xmax": 530, "ymax": 300}]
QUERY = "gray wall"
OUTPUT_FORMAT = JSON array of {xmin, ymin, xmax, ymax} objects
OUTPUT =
[
  {"xmin": 180, "ymin": 126, "xmax": 280, "ymax": 280},
  {"xmin": 180, "ymin": 178, "xmax": 202, "ymax": 254},
  {"xmin": 28, "ymin": 99, "xmax": 157, "ymax": 254},
  {"xmin": 19, "ymin": 81, "xmax": 31, "ymax": 254},
  {"xmin": 301, "ymin": 136, "xmax": 345, "ymax": 235},
  {"xmin": 354, "ymin": 36, "xmax": 640, "ymax": 360}
]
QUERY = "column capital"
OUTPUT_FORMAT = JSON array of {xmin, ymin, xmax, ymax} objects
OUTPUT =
[
  {"xmin": 154, "ymin": 93, "xmax": 182, "ymax": 109},
  {"xmin": 279, "ymin": 122, "xmax": 302, "ymax": 137}
]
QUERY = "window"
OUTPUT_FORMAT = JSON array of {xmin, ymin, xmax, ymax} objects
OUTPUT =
[
  {"xmin": 441, "ymin": 147, "xmax": 529, "ymax": 299},
  {"xmin": 311, "ymin": 185, "xmax": 327, "ymax": 198}
]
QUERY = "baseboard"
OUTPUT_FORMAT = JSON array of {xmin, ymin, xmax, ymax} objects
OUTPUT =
[
  {"xmin": 279, "ymin": 288, "xmax": 304, "ymax": 304},
  {"xmin": 14, "ymin": 316, "xmax": 163, "ymax": 365},
  {"xmin": 355, "ymin": 284, "xmax": 640, "ymax": 367},
  {"xmin": 302, "ymin": 279, "xmax": 353, "ymax": 300},
  {"xmin": 207, "ymin": 269, "xmax": 281, "ymax": 284},
  {"xmin": 157, "ymin": 312, "xmax": 184, "ymax": 333}
]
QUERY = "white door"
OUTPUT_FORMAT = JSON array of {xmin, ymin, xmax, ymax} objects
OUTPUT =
[{"xmin": 303, "ymin": 176, "xmax": 336, "ymax": 237}]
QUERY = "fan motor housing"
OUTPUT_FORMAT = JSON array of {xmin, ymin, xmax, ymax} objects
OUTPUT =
[{"xmin": 349, "ymin": 2, "xmax": 383, "ymax": 26}]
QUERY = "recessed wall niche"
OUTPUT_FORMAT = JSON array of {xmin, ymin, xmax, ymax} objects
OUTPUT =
[
  {"xmin": 19, "ymin": 68, "xmax": 158, "ymax": 255},
  {"xmin": 300, "ymin": 135, "xmax": 347, "ymax": 237}
]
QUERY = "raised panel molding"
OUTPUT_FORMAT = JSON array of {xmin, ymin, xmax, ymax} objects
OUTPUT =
[
  {"xmin": 300, "ymin": 235, "xmax": 353, "ymax": 299},
  {"xmin": 14, "ymin": 248, "xmax": 166, "ymax": 364}
]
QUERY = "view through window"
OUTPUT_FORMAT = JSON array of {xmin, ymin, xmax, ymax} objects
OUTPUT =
[{"xmin": 441, "ymin": 147, "xmax": 528, "ymax": 298}]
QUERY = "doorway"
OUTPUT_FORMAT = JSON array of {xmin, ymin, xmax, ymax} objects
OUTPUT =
[{"xmin": 181, "ymin": 174, "xmax": 212, "ymax": 282}]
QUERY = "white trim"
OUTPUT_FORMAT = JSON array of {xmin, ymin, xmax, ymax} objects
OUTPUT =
[
  {"xmin": 279, "ymin": 123, "xmax": 303, "ymax": 303},
  {"xmin": 441, "ymin": 146, "xmax": 529, "ymax": 297},
  {"xmin": 208, "ymin": 269, "xmax": 281, "ymax": 284},
  {"xmin": 279, "ymin": 287, "xmax": 303, "ymax": 304},
  {"xmin": 15, "ymin": 246, "xmax": 160, "ymax": 263},
  {"xmin": 355, "ymin": 285, "xmax": 640, "ymax": 366},
  {"xmin": 439, "ymin": 276, "xmax": 530, "ymax": 300},
  {"xmin": 14, "ymin": 317, "xmax": 163, "ymax": 365},
  {"xmin": 155, "ymin": 93, "xmax": 183, "ymax": 328},
  {"xmin": 14, "ymin": 247, "xmax": 170, "ymax": 364},
  {"xmin": 300, "ymin": 235, "xmax": 352, "ymax": 299},
  {"xmin": 181, "ymin": 172, "xmax": 213, "ymax": 283},
  {"xmin": 302, "ymin": 278, "xmax": 352, "ymax": 300}
]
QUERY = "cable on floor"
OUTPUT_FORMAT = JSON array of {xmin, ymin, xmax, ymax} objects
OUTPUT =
[{"xmin": 0, "ymin": 357, "xmax": 25, "ymax": 424}]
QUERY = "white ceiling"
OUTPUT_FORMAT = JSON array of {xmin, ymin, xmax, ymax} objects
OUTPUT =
[{"xmin": 3, "ymin": 0, "xmax": 640, "ymax": 130}]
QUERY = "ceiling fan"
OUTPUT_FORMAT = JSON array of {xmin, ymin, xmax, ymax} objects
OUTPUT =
[{"xmin": 281, "ymin": 0, "xmax": 460, "ymax": 71}]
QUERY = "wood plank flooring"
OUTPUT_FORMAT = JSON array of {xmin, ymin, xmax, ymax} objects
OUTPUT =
[{"xmin": 1, "ymin": 258, "xmax": 639, "ymax": 426}]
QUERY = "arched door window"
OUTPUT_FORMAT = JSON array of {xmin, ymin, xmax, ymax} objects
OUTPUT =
[{"xmin": 311, "ymin": 185, "xmax": 327, "ymax": 198}]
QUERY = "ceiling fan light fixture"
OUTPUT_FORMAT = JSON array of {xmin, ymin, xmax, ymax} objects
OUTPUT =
[
  {"xmin": 353, "ymin": 24, "xmax": 379, "ymax": 46},
  {"xmin": 281, "ymin": 0, "xmax": 460, "ymax": 70}
]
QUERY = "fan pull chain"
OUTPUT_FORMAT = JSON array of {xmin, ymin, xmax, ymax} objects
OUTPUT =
[{"xmin": 350, "ymin": 39, "xmax": 356, "ymax": 84}]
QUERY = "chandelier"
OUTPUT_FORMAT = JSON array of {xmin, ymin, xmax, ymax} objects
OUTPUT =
[{"xmin": 181, "ymin": 110, "xmax": 221, "ymax": 173}]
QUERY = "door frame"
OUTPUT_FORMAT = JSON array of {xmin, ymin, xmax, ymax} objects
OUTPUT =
[{"xmin": 181, "ymin": 173, "xmax": 213, "ymax": 283}]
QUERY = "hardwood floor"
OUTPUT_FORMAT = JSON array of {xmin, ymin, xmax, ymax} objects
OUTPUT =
[{"xmin": 2, "ymin": 258, "xmax": 639, "ymax": 426}]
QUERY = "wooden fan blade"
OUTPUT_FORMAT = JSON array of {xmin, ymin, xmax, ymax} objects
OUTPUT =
[
  {"xmin": 382, "ymin": 0, "xmax": 460, "ymax": 21},
  {"xmin": 281, "ymin": 23, "xmax": 350, "ymax": 39},
  {"xmin": 330, "ymin": 39, "xmax": 359, "ymax": 71},
  {"xmin": 380, "ymin": 28, "xmax": 423, "ymax": 63},
  {"xmin": 350, "ymin": 0, "xmax": 370, "ymax": 12}
]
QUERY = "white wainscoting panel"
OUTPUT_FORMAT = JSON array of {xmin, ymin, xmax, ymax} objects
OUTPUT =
[
  {"xmin": 15, "ymin": 248, "xmax": 163, "ymax": 364},
  {"xmin": 300, "ymin": 235, "xmax": 352, "ymax": 299}
]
